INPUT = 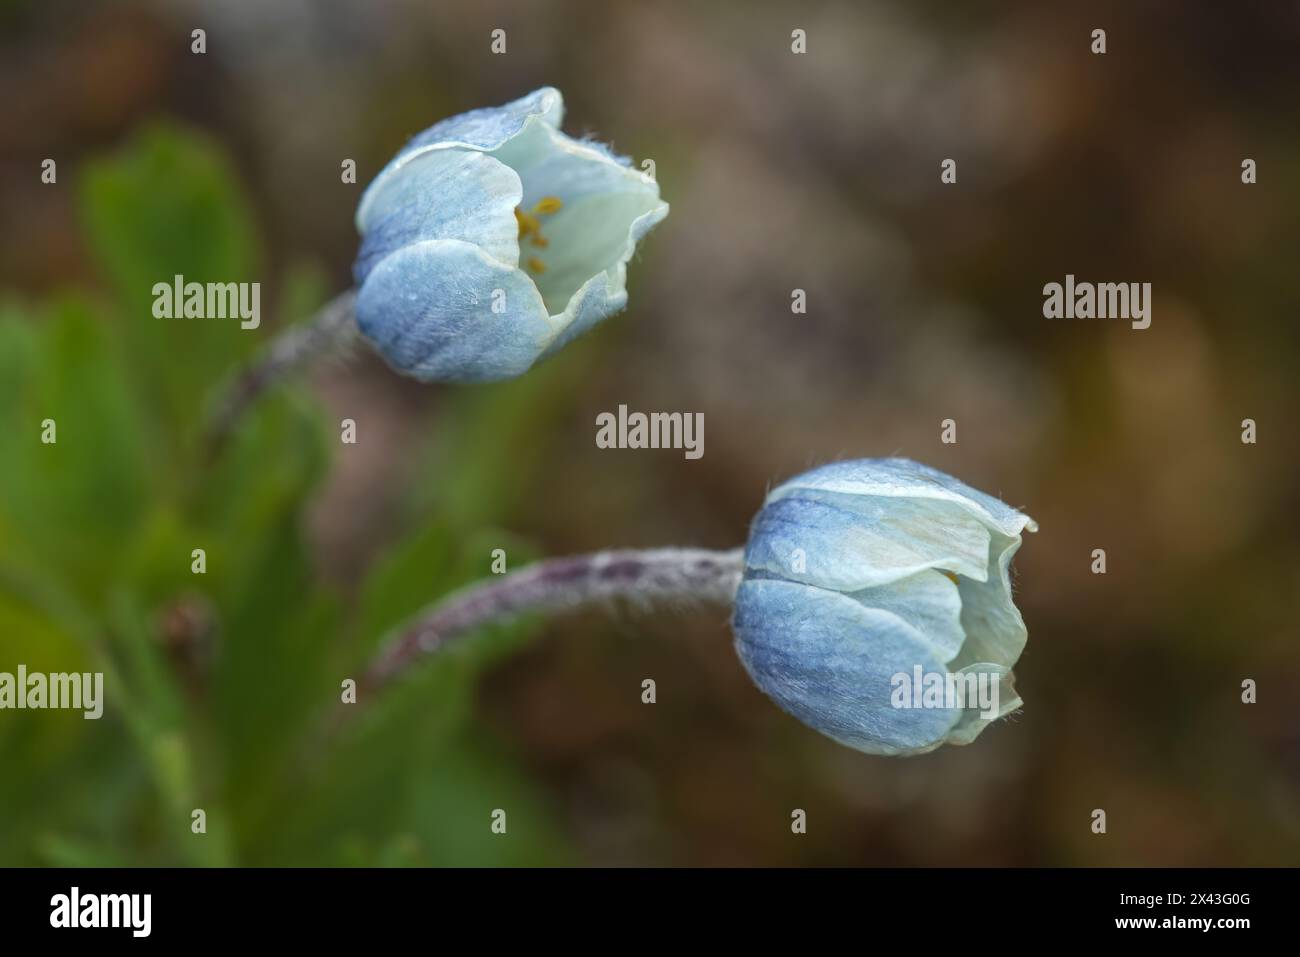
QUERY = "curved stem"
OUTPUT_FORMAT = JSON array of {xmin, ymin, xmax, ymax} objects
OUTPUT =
[
  {"xmin": 363, "ymin": 547, "xmax": 745, "ymax": 694},
  {"xmin": 205, "ymin": 288, "xmax": 360, "ymax": 453}
]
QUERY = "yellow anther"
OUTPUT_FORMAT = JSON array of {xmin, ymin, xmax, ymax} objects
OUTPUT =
[
  {"xmin": 515, "ymin": 208, "xmax": 541, "ymax": 238},
  {"xmin": 518, "ymin": 199, "xmax": 561, "ymax": 272}
]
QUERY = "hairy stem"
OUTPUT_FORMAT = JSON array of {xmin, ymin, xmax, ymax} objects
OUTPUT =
[
  {"xmin": 205, "ymin": 288, "xmax": 360, "ymax": 453},
  {"xmin": 363, "ymin": 547, "xmax": 746, "ymax": 694}
]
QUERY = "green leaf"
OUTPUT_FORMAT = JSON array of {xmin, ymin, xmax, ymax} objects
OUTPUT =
[
  {"xmin": 0, "ymin": 295, "xmax": 151, "ymax": 601},
  {"xmin": 0, "ymin": 119, "xmax": 584, "ymax": 867},
  {"xmin": 79, "ymin": 122, "xmax": 263, "ymax": 433}
]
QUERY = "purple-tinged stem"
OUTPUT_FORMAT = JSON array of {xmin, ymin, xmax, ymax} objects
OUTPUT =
[
  {"xmin": 362, "ymin": 547, "xmax": 745, "ymax": 694},
  {"xmin": 205, "ymin": 288, "xmax": 360, "ymax": 454}
]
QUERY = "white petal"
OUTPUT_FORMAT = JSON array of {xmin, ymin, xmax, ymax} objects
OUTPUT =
[
  {"xmin": 541, "ymin": 202, "xmax": 669, "ymax": 344},
  {"xmin": 943, "ymin": 664, "xmax": 1020, "ymax": 746},
  {"xmin": 502, "ymin": 128, "xmax": 666, "ymax": 315},
  {"xmin": 950, "ymin": 533, "xmax": 1030, "ymax": 670}
]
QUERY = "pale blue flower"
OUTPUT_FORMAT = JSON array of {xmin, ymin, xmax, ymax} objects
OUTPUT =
[
  {"xmin": 353, "ymin": 87, "xmax": 668, "ymax": 382},
  {"xmin": 732, "ymin": 458, "xmax": 1037, "ymax": 756}
]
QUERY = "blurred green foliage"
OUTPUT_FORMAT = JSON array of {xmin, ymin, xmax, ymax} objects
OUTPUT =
[{"xmin": 0, "ymin": 123, "xmax": 571, "ymax": 866}]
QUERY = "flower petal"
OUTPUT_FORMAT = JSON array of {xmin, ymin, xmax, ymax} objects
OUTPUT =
[
  {"xmin": 770, "ymin": 457, "xmax": 1037, "ymax": 539},
  {"xmin": 743, "ymin": 493, "xmax": 992, "ymax": 590},
  {"xmin": 497, "ymin": 127, "xmax": 666, "ymax": 315},
  {"xmin": 943, "ymin": 663, "xmax": 1020, "ymax": 746},
  {"xmin": 732, "ymin": 579, "xmax": 961, "ymax": 756},
  {"xmin": 950, "ymin": 533, "xmax": 1030, "ymax": 670},
  {"xmin": 357, "ymin": 86, "xmax": 563, "ymax": 231},
  {"xmin": 497, "ymin": 126, "xmax": 647, "ymax": 206},
  {"xmin": 353, "ymin": 149, "xmax": 522, "ymax": 285},
  {"xmin": 540, "ymin": 203, "xmax": 669, "ymax": 350},
  {"xmin": 846, "ymin": 570, "xmax": 966, "ymax": 663},
  {"xmin": 355, "ymin": 238, "xmax": 553, "ymax": 382}
]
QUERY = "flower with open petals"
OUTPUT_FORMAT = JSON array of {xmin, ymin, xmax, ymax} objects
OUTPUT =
[
  {"xmin": 353, "ymin": 87, "xmax": 668, "ymax": 382},
  {"xmin": 732, "ymin": 458, "xmax": 1037, "ymax": 755}
]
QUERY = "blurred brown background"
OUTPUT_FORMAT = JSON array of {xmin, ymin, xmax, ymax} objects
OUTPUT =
[{"xmin": 2, "ymin": 0, "xmax": 1298, "ymax": 865}]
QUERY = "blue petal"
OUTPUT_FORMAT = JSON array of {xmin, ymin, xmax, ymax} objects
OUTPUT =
[
  {"xmin": 355, "ymin": 239, "xmax": 553, "ymax": 382},
  {"xmin": 733, "ymin": 579, "xmax": 961, "ymax": 755},
  {"xmin": 357, "ymin": 87, "xmax": 563, "ymax": 232},
  {"xmin": 771, "ymin": 457, "xmax": 1037, "ymax": 539},
  {"xmin": 353, "ymin": 149, "xmax": 522, "ymax": 286},
  {"xmin": 846, "ymin": 571, "xmax": 966, "ymax": 662},
  {"xmin": 744, "ymin": 494, "xmax": 991, "ymax": 589}
]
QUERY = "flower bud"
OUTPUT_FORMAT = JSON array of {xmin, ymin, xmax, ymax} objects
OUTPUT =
[
  {"xmin": 353, "ymin": 87, "xmax": 668, "ymax": 382},
  {"xmin": 732, "ymin": 458, "xmax": 1037, "ymax": 755}
]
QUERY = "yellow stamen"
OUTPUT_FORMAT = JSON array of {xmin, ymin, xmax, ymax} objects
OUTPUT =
[
  {"xmin": 518, "ymin": 198, "xmax": 562, "ymax": 273},
  {"xmin": 515, "ymin": 208, "xmax": 540, "ymax": 238}
]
